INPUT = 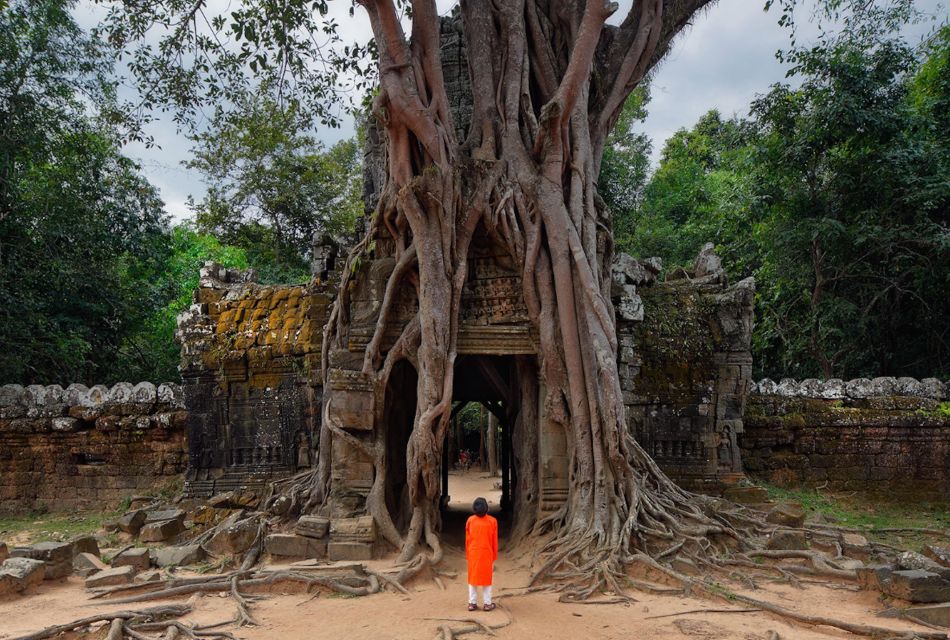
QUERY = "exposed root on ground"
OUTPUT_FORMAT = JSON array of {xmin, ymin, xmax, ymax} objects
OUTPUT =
[
  {"xmin": 7, "ymin": 605, "xmax": 229, "ymax": 640},
  {"xmin": 424, "ymin": 604, "xmax": 513, "ymax": 640}
]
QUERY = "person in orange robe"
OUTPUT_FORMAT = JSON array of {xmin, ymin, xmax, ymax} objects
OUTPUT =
[{"xmin": 465, "ymin": 496, "xmax": 498, "ymax": 611}]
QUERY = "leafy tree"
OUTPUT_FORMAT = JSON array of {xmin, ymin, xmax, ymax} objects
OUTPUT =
[
  {"xmin": 630, "ymin": 111, "xmax": 759, "ymax": 266},
  {"xmin": 120, "ymin": 225, "xmax": 249, "ymax": 383},
  {"xmin": 0, "ymin": 0, "xmax": 170, "ymax": 385},
  {"xmin": 624, "ymin": 1, "xmax": 949, "ymax": 379},
  {"xmin": 186, "ymin": 92, "xmax": 362, "ymax": 284},
  {"xmin": 599, "ymin": 86, "xmax": 652, "ymax": 252},
  {"xmin": 748, "ymin": 4, "xmax": 948, "ymax": 379}
]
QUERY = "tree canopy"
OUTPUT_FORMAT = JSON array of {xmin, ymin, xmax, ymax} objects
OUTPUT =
[
  {"xmin": 187, "ymin": 89, "xmax": 363, "ymax": 284},
  {"xmin": 608, "ymin": 6, "xmax": 950, "ymax": 379}
]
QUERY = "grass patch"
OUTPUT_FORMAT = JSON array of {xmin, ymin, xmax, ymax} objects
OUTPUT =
[
  {"xmin": 917, "ymin": 401, "xmax": 950, "ymax": 419},
  {"xmin": 756, "ymin": 483, "xmax": 949, "ymax": 549},
  {"xmin": 0, "ymin": 510, "xmax": 119, "ymax": 545}
]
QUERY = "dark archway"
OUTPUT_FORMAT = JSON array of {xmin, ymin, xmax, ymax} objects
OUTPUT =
[
  {"xmin": 384, "ymin": 359, "xmax": 418, "ymax": 534},
  {"xmin": 439, "ymin": 355, "xmax": 540, "ymax": 547}
]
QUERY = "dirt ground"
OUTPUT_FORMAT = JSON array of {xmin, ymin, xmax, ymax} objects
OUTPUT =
[{"xmin": 0, "ymin": 473, "xmax": 938, "ymax": 640}]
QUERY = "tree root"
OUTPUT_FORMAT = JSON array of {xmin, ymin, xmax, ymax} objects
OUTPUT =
[
  {"xmin": 701, "ymin": 586, "xmax": 949, "ymax": 639},
  {"xmin": 643, "ymin": 607, "xmax": 761, "ymax": 620},
  {"xmin": 11, "ymin": 605, "xmax": 193, "ymax": 640},
  {"xmin": 426, "ymin": 605, "xmax": 513, "ymax": 640}
]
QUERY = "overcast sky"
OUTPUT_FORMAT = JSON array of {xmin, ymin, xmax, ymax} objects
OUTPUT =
[{"xmin": 72, "ymin": 0, "xmax": 944, "ymax": 221}]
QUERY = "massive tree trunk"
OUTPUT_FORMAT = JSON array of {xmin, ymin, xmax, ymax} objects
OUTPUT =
[{"xmin": 317, "ymin": 0, "xmax": 740, "ymax": 595}]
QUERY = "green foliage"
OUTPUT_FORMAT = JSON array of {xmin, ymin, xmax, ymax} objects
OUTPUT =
[
  {"xmin": 613, "ymin": 3, "xmax": 949, "ymax": 380},
  {"xmin": 600, "ymin": 86, "xmax": 652, "ymax": 250},
  {"xmin": 119, "ymin": 226, "xmax": 249, "ymax": 383},
  {"xmin": 0, "ymin": 1, "xmax": 255, "ymax": 384},
  {"xmin": 917, "ymin": 401, "xmax": 950, "ymax": 419},
  {"xmin": 92, "ymin": 0, "xmax": 375, "ymax": 140},
  {"xmin": 0, "ymin": 0, "xmax": 171, "ymax": 385},
  {"xmin": 187, "ymin": 90, "xmax": 362, "ymax": 285}
]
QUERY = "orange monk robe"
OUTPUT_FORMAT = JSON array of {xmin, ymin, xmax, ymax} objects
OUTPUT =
[{"xmin": 465, "ymin": 514, "xmax": 498, "ymax": 586}]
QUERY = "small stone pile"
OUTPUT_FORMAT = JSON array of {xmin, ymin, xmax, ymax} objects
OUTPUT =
[
  {"xmin": 262, "ymin": 514, "xmax": 376, "ymax": 562},
  {"xmin": 0, "ymin": 535, "xmax": 99, "ymax": 597},
  {"xmin": 195, "ymin": 490, "xmax": 377, "ymax": 562},
  {"xmin": 857, "ymin": 547, "xmax": 950, "ymax": 628}
]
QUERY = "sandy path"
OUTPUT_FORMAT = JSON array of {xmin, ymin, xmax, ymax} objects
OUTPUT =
[
  {"xmin": 0, "ymin": 556, "xmax": 929, "ymax": 640},
  {"xmin": 0, "ymin": 473, "xmax": 934, "ymax": 640}
]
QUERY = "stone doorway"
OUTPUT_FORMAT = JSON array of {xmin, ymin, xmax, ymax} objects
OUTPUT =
[{"xmin": 439, "ymin": 355, "xmax": 530, "ymax": 547}]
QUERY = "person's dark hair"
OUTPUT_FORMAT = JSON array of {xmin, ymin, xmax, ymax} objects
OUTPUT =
[{"xmin": 473, "ymin": 497, "xmax": 488, "ymax": 517}]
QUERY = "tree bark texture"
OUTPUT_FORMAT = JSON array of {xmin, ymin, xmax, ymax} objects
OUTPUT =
[{"xmin": 316, "ymin": 0, "xmax": 748, "ymax": 596}]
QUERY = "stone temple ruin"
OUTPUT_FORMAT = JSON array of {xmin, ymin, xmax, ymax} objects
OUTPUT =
[
  {"xmin": 1, "ymin": 15, "xmax": 945, "ymax": 577},
  {"xmin": 171, "ymin": 15, "xmax": 759, "ymax": 544},
  {"xmin": 174, "ymin": 237, "xmax": 757, "ymax": 524}
]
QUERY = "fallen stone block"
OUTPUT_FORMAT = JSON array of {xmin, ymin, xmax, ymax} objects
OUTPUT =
[
  {"xmin": 327, "ymin": 542, "xmax": 373, "ymax": 561},
  {"xmin": 70, "ymin": 536, "xmax": 100, "ymax": 557},
  {"xmin": 0, "ymin": 558, "xmax": 45, "ymax": 597},
  {"xmin": 857, "ymin": 565, "xmax": 893, "ymax": 592},
  {"xmin": 28, "ymin": 541, "xmax": 74, "ymax": 564},
  {"xmin": 203, "ymin": 515, "xmax": 260, "ymax": 557},
  {"xmin": 767, "ymin": 529, "xmax": 808, "ymax": 551},
  {"xmin": 839, "ymin": 533, "xmax": 870, "ymax": 561},
  {"xmin": 835, "ymin": 558, "xmax": 865, "ymax": 571},
  {"xmin": 330, "ymin": 516, "xmax": 375, "ymax": 543},
  {"xmin": 136, "ymin": 570, "xmax": 162, "ymax": 583},
  {"xmin": 841, "ymin": 533, "xmax": 868, "ymax": 547},
  {"xmin": 113, "ymin": 547, "xmax": 151, "ymax": 571},
  {"xmin": 85, "ymin": 565, "xmax": 136, "ymax": 589},
  {"xmin": 296, "ymin": 516, "xmax": 330, "ymax": 539},
  {"xmin": 265, "ymin": 534, "xmax": 326, "ymax": 559},
  {"xmin": 190, "ymin": 505, "xmax": 222, "ymax": 526},
  {"xmin": 145, "ymin": 509, "xmax": 185, "ymax": 524},
  {"xmin": 722, "ymin": 486, "xmax": 769, "ymax": 504},
  {"xmin": 73, "ymin": 553, "xmax": 107, "ymax": 578},
  {"xmin": 924, "ymin": 545, "xmax": 950, "ymax": 568},
  {"xmin": 897, "ymin": 551, "xmax": 950, "ymax": 579},
  {"xmin": 43, "ymin": 560, "xmax": 73, "ymax": 580},
  {"xmin": 267, "ymin": 495, "xmax": 293, "ymax": 516},
  {"xmin": 208, "ymin": 489, "xmax": 259, "ymax": 510},
  {"xmin": 117, "ymin": 510, "xmax": 147, "ymax": 535},
  {"xmin": 898, "ymin": 550, "xmax": 942, "ymax": 571},
  {"xmin": 766, "ymin": 503, "xmax": 806, "ymax": 529},
  {"xmin": 884, "ymin": 569, "xmax": 950, "ymax": 603},
  {"xmin": 151, "ymin": 545, "xmax": 206, "ymax": 568},
  {"xmin": 139, "ymin": 519, "xmax": 185, "ymax": 543},
  {"xmin": 16, "ymin": 542, "xmax": 74, "ymax": 580},
  {"xmin": 906, "ymin": 603, "xmax": 950, "ymax": 628}
]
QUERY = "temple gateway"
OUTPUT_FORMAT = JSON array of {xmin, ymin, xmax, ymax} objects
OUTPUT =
[
  {"xmin": 176, "ymin": 237, "xmax": 755, "ymax": 538},
  {"xmin": 174, "ymin": 14, "xmax": 755, "ymax": 550}
]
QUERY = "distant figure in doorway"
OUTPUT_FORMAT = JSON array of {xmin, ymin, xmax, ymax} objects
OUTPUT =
[{"xmin": 465, "ymin": 496, "xmax": 498, "ymax": 611}]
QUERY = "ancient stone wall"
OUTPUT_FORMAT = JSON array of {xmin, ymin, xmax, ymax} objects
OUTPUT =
[
  {"xmin": 0, "ymin": 382, "xmax": 186, "ymax": 512},
  {"xmin": 175, "ymin": 261, "xmax": 337, "ymax": 498},
  {"xmin": 741, "ymin": 377, "xmax": 949, "ymax": 495},
  {"xmin": 616, "ymin": 245, "xmax": 756, "ymax": 494}
]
